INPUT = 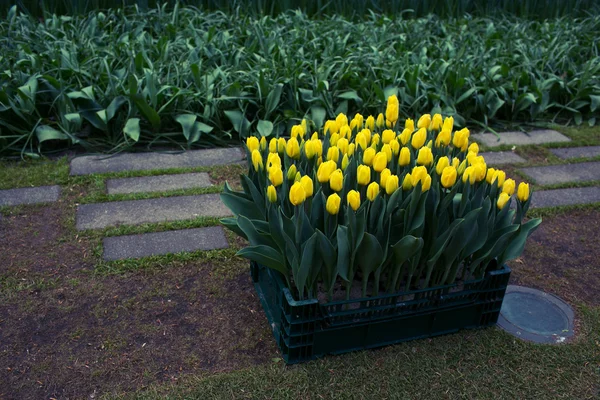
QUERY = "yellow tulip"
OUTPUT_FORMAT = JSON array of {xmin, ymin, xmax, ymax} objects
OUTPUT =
[
  {"xmin": 267, "ymin": 185, "xmax": 277, "ymax": 203},
  {"xmin": 260, "ymin": 136, "xmax": 267, "ymax": 151},
  {"xmin": 269, "ymin": 166, "xmax": 283, "ymax": 187},
  {"xmin": 376, "ymin": 113, "xmax": 385, "ymax": 129},
  {"xmin": 399, "ymin": 147, "xmax": 411, "ymax": 166},
  {"xmin": 398, "ymin": 128, "xmax": 411, "ymax": 145},
  {"xmin": 452, "ymin": 128, "xmax": 470, "ymax": 152},
  {"xmin": 372, "ymin": 151, "xmax": 388, "ymax": 172},
  {"xmin": 290, "ymin": 124, "xmax": 303, "ymax": 139},
  {"xmin": 385, "ymin": 174, "xmax": 399, "ymax": 195},
  {"xmin": 336, "ymin": 113, "xmax": 348, "ymax": 128},
  {"xmin": 300, "ymin": 175, "xmax": 314, "ymax": 197},
  {"xmin": 390, "ymin": 140, "xmax": 400, "ymax": 156},
  {"xmin": 361, "ymin": 128, "xmax": 372, "ymax": 144},
  {"xmin": 251, "ymin": 149, "xmax": 263, "ymax": 171},
  {"xmin": 380, "ymin": 168, "xmax": 391, "ymax": 188},
  {"xmin": 402, "ymin": 173, "xmax": 413, "ymax": 190},
  {"xmin": 301, "ymin": 119, "xmax": 308, "ymax": 136},
  {"xmin": 416, "ymin": 147, "xmax": 434, "ymax": 166},
  {"xmin": 468, "ymin": 142, "xmax": 479, "ymax": 155},
  {"xmin": 411, "ymin": 166, "xmax": 428, "ymax": 187},
  {"xmin": 329, "ymin": 132, "xmax": 340, "ymax": 147},
  {"xmin": 363, "ymin": 147, "xmax": 376, "ymax": 166},
  {"xmin": 355, "ymin": 131, "xmax": 368, "ymax": 150},
  {"xmin": 493, "ymin": 170, "xmax": 506, "ymax": 187},
  {"xmin": 267, "ymin": 152, "xmax": 281, "ymax": 169},
  {"xmin": 277, "ymin": 137, "xmax": 286, "ymax": 154},
  {"xmin": 382, "ymin": 129, "xmax": 395, "ymax": 144},
  {"xmin": 313, "ymin": 139, "xmax": 323, "ymax": 157},
  {"xmin": 517, "ymin": 182, "xmax": 530, "ymax": 202},
  {"xmin": 326, "ymin": 193, "xmax": 341, "ymax": 215},
  {"xmin": 385, "ymin": 95, "xmax": 399, "ymax": 125},
  {"xmin": 269, "ymin": 138, "xmax": 278, "ymax": 153},
  {"xmin": 324, "ymin": 120, "xmax": 339, "ymax": 136},
  {"xmin": 452, "ymin": 157, "xmax": 460, "ymax": 169},
  {"xmin": 435, "ymin": 129, "xmax": 451, "ymax": 147},
  {"xmin": 295, "ymin": 171, "xmax": 301, "ymax": 182},
  {"xmin": 329, "ymin": 169, "xmax": 344, "ymax": 192},
  {"xmin": 442, "ymin": 116, "xmax": 454, "ymax": 132},
  {"xmin": 435, "ymin": 156, "xmax": 450, "ymax": 175},
  {"xmin": 311, "ymin": 131, "xmax": 319, "ymax": 141},
  {"xmin": 366, "ymin": 182, "xmax": 380, "ymax": 201},
  {"xmin": 422, "ymin": 174, "xmax": 432, "ymax": 191},
  {"xmin": 430, "ymin": 113, "xmax": 443, "ymax": 130},
  {"xmin": 349, "ymin": 113, "xmax": 364, "ymax": 131},
  {"xmin": 473, "ymin": 161, "xmax": 487, "ymax": 182},
  {"xmin": 441, "ymin": 166, "xmax": 457, "ymax": 188},
  {"xmin": 503, "ymin": 179, "xmax": 516, "ymax": 196},
  {"xmin": 462, "ymin": 166, "xmax": 477, "ymax": 184},
  {"xmin": 347, "ymin": 190, "xmax": 361, "ymax": 211},
  {"xmin": 341, "ymin": 154, "xmax": 349, "ymax": 171},
  {"xmin": 286, "ymin": 137, "xmax": 300, "ymax": 159},
  {"xmin": 286, "ymin": 164, "xmax": 297, "ymax": 181},
  {"xmin": 486, "ymin": 168, "xmax": 497, "ymax": 184},
  {"xmin": 417, "ymin": 114, "xmax": 431, "ymax": 129},
  {"xmin": 348, "ymin": 143, "xmax": 355, "ymax": 156},
  {"xmin": 411, "ymin": 127, "xmax": 427, "ymax": 149},
  {"xmin": 304, "ymin": 139, "xmax": 316, "ymax": 159},
  {"xmin": 357, "ymin": 164, "xmax": 371, "ymax": 185},
  {"xmin": 381, "ymin": 144, "xmax": 392, "ymax": 162},
  {"xmin": 365, "ymin": 115, "xmax": 375, "ymax": 131},
  {"xmin": 340, "ymin": 125, "xmax": 352, "ymax": 139},
  {"xmin": 317, "ymin": 160, "xmax": 337, "ymax": 183},
  {"xmin": 327, "ymin": 146, "xmax": 340, "ymax": 163},
  {"xmin": 246, "ymin": 136, "xmax": 259, "ymax": 153},
  {"xmin": 337, "ymin": 138, "xmax": 349, "ymax": 154},
  {"xmin": 497, "ymin": 192, "xmax": 510, "ymax": 209},
  {"xmin": 289, "ymin": 182, "xmax": 306, "ymax": 206},
  {"xmin": 405, "ymin": 118, "xmax": 415, "ymax": 132},
  {"xmin": 371, "ymin": 133, "xmax": 381, "ymax": 146}
]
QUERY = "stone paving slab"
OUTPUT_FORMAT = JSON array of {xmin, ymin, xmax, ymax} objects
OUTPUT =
[
  {"xmin": 530, "ymin": 186, "xmax": 600, "ymax": 208},
  {"xmin": 106, "ymin": 172, "xmax": 212, "ymax": 195},
  {"xmin": 550, "ymin": 146, "xmax": 600, "ymax": 160},
  {"xmin": 76, "ymin": 193, "xmax": 231, "ymax": 230},
  {"xmin": 473, "ymin": 130, "xmax": 570, "ymax": 148},
  {"xmin": 0, "ymin": 185, "xmax": 61, "ymax": 206},
  {"xmin": 103, "ymin": 226, "xmax": 229, "ymax": 261},
  {"xmin": 520, "ymin": 161, "xmax": 600, "ymax": 185},
  {"xmin": 480, "ymin": 151, "xmax": 527, "ymax": 165},
  {"xmin": 70, "ymin": 147, "xmax": 244, "ymax": 175}
]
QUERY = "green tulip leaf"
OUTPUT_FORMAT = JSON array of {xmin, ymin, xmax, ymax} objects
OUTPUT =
[
  {"xmin": 498, "ymin": 218, "xmax": 542, "ymax": 265},
  {"xmin": 236, "ymin": 245, "xmax": 288, "ymax": 278},
  {"xmin": 123, "ymin": 118, "xmax": 140, "ymax": 142}
]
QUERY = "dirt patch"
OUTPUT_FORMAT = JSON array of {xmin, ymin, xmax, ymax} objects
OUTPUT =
[{"xmin": 508, "ymin": 209, "xmax": 600, "ymax": 306}]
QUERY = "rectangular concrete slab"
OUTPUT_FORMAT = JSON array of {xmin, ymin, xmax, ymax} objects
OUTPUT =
[
  {"xmin": 520, "ymin": 161, "xmax": 600, "ymax": 185},
  {"xmin": 70, "ymin": 147, "xmax": 244, "ymax": 175},
  {"xmin": 103, "ymin": 226, "xmax": 229, "ymax": 261},
  {"xmin": 76, "ymin": 193, "xmax": 231, "ymax": 230},
  {"xmin": 106, "ymin": 172, "xmax": 212, "ymax": 195},
  {"xmin": 550, "ymin": 146, "xmax": 600, "ymax": 160},
  {"xmin": 0, "ymin": 185, "xmax": 61, "ymax": 206},
  {"xmin": 473, "ymin": 130, "xmax": 570, "ymax": 148},
  {"xmin": 480, "ymin": 151, "xmax": 526, "ymax": 165},
  {"xmin": 530, "ymin": 186, "xmax": 600, "ymax": 208}
]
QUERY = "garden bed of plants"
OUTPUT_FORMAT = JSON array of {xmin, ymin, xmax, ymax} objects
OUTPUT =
[{"xmin": 1, "ymin": 5, "xmax": 600, "ymax": 156}]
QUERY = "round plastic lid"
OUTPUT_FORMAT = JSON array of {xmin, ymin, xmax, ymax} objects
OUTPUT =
[{"xmin": 497, "ymin": 285, "xmax": 574, "ymax": 344}]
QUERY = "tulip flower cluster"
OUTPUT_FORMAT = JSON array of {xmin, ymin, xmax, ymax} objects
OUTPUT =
[{"xmin": 221, "ymin": 96, "xmax": 541, "ymax": 301}]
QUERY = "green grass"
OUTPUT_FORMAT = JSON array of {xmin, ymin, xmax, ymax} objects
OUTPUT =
[{"xmin": 1, "ymin": 7, "xmax": 599, "ymax": 156}]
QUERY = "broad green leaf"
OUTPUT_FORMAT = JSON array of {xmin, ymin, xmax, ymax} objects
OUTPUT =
[
  {"xmin": 337, "ymin": 90, "xmax": 362, "ymax": 104},
  {"xmin": 175, "ymin": 114, "xmax": 198, "ymax": 141},
  {"xmin": 498, "ymin": 218, "xmax": 542, "ymax": 265},
  {"xmin": 36, "ymin": 125, "xmax": 69, "ymax": 145},
  {"xmin": 123, "ymin": 118, "xmax": 140, "ymax": 142},
  {"xmin": 224, "ymin": 110, "xmax": 251, "ymax": 137},
  {"xmin": 590, "ymin": 95, "xmax": 600, "ymax": 112},
  {"xmin": 131, "ymin": 94, "xmax": 161, "ymax": 129},
  {"xmin": 265, "ymin": 84, "xmax": 283, "ymax": 117},
  {"xmin": 257, "ymin": 120, "xmax": 274, "ymax": 137},
  {"xmin": 310, "ymin": 106, "xmax": 326, "ymax": 129},
  {"xmin": 236, "ymin": 245, "xmax": 288, "ymax": 277}
]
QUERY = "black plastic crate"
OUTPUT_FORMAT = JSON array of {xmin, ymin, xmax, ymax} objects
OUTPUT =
[{"xmin": 251, "ymin": 261, "xmax": 511, "ymax": 364}]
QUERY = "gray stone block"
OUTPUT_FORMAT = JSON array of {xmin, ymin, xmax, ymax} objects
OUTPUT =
[
  {"xmin": 473, "ymin": 130, "xmax": 570, "ymax": 148},
  {"xmin": 530, "ymin": 186, "xmax": 600, "ymax": 208},
  {"xmin": 520, "ymin": 161, "xmax": 600, "ymax": 185},
  {"xmin": 76, "ymin": 193, "xmax": 231, "ymax": 230},
  {"xmin": 480, "ymin": 151, "xmax": 527, "ymax": 165},
  {"xmin": 106, "ymin": 172, "xmax": 212, "ymax": 195},
  {"xmin": 103, "ymin": 226, "xmax": 229, "ymax": 261},
  {"xmin": 70, "ymin": 147, "xmax": 245, "ymax": 175},
  {"xmin": 0, "ymin": 185, "xmax": 61, "ymax": 206},
  {"xmin": 550, "ymin": 146, "xmax": 600, "ymax": 160}
]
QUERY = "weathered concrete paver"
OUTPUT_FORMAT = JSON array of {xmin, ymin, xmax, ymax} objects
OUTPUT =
[
  {"xmin": 473, "ymin": 130, "xmax": 570, "ymax": 148},
  {"xmin": 0, "ymin": 185, "xmax": 61, "ymax": 206},
  {"xmin": 103, "ymin": 226, "xmax": 229, "ymax": 261},
  {"xmin": 530, "ymin": 186, "xmax": 600, "ymax": 208},
  {"xmin": 70, "ymin": 147, "xmax": 244, "ymax": 175},
  {"xmin": 76, "ymin": 194, "xmax": 230, "ymax": 230},
  {"xmin": 480, "ymin": 151, "xmax": 526, "ymax": 165},
  {"xmin": 106, "ymin": 172, "xmax": 212, "ymax": 195},
  {"xmin": 550, "ymin": 146, "xmax": 600, "ymax": 160},
  {"xmin": 520, "ymin": 161, "xmax": 600, "ymax": 185}
]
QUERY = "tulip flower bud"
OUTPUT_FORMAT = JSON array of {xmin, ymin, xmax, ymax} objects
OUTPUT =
[
  {"xmin": 452, "ymin": 157, "xmax": 460, "ymax": 169},
  {"xmin": 269, "ymin": 138, "xmax": 278, "ymax": 153},
  {"xmin": 435, "ymin": 129, "xmax": 451, "ymax": 147},
  {"xmin": 411, "ymin": 166, "xmax": 428, "ymax": 187},
  {"xmin": 311, "ymin": 131, "xmax": 319, "ymax": 141},
  {"xmin": 357, "ymin": 165, "xmax": 371, "ymax": 186},
  {"xmin": 399, "ymin": 128, "xmax": 412, "ymax": 146},
  {"xmin": 442, "ymin": 116, "xmax": 454, "ymax": 132},
  {"xmin": 436, "ymin": 156, "xmax": 450, "ymax": 175},
  {"xmin": 430, "ymin": 114, "xmax": 443, "ymax": 130},
  {"xmin": 301, "ymin": 119, "xmax": 308, "ymax": 136},
  {"xmin": 452, "ymin": 128, "xmax": 470, "ymax": 152},
  {"xmin": 462, "ymin": 166, "xmax": 477, "ymax": 184},
  {"xmin": 371, "ymin": 133, "xmax": 380, "ymax": 146},
  {"xmin": 349, "ymin": 113, "xmax": 363, "ymax": 131},
  {"xmin": 286, "ymin": 137, "xmax": 300, "ymax": 159},
  {"xmin": 348, "ymin": 143, "xmax": 355, "ymax": 156},
  {"xmin": 290, "ymin": 124, "xmax": 302, "ymax": 139},
  {"xmin": 295, "ymin": 171, "xmax": 301, "ymax": 182},
  {"xmin": 300, "ymin": 175, "xmax": 314, "ymax": 197},
  {"xmin": 246, "ymin": 136, "xmax": 259, "ymax": 153},
  {"xmin": 326, "ymin": 193, "xmax": 341, "ymax": 215},
  {"xmin": 497, "ymin": 192, "xmax": 510, "ymax": 209},
  {"xmin": 503, "ymin": 179, "xmax": 515, "ymax": 196},
  {"xmin": 411, "ymin": 128, "xmax": 427, "ymax": 149},
  {"xmin": 493, "ymin": 170, "xmax": 506, "ymax": 187},
  {"xmin": 337, "ymin": 138, "xmax": 349, "ymax": 154},
  {"xmin": 366, "ymin": 182, "xmax": 380, "ymax": 201},
  {"xmin": 251, "ymin": 149, "xmax": 263, "ymax": 171},
  {"xmin": 382, "ymin": 129, "xmax": 395, "ymax": 144},
  {"xmin": 327, "ymin": 146, "xmax": 340, "ymax": 163},
  {"xmin": 399, "ymin": 147, "xmax": 411, "ymax": 167},
  {"xmin": 380, "ymin": 168, "xmax": 391, "ymax": 189},
  {"xmin": 385, "ymin": 174, "xmax": 399, "ymax": 195},
  {"xmin": 421, "ymin": 174, "xmax": 432, "ymax": 191},
  {"xmin": 339, "ymin": 125, "xmax": 351, "ymax": 139},
  {"xmin": 304, "ymin": 140, "xmax": 316, "ymax": 159},
  {"xmin": 473, "ymin": 161, "xmax": 487, "ymax": 182},
  {"xmin": 457, "ymin": 159, "xmax": 467, "ymax": 175},
  {"xmin": 386, "ymin": 95, "xmax": 399, "ymax": 125},
  {"xmin": 289, "ymin": 182, "xmax": 306, "ymax": 206},
  {"xmin": 266, "ymin": 185, "xmax": 277, "ymax": 203},
  {"xmin": 287, "ymin": 164, "xmax": 297, "ymax": 181},
  {"xmin": 468, "ymin": 142, "xmax": 479, "ymax": 155},
  {"xmin": 268, "ymin": 166, "xmax": 283, "ymax": 187},
  {"xmin": 277, "ymin": 137, "xmax": 286, "ymax": 154},
  {"xmin": 376, "ymin": 113, "xmax": 385, "ymax": 129},
  {"xmin": 317, "ymin": 160, "xmax": 337, "ymax": 183},
  {"xmin": 365, "ymin": 115, "xmax": 375, "ymax": 131},
  {"xmin": 336, "ymin": 113, "xmax": 348, "ymax": 128},
  {"xmin": 355, "ymin": 132, "xmax": 368, "ymax": 151},
  {"xmin": 362, "ymin": 147, "xmax": 376, "ymax": 166},
  {"xmin": 324, "ymin": 120, "xmax": 338, "ymax": 136},
  {"xmin": 341, "ymin": 154, "xmax": 349, "ymax": 171},
  {"xmin": 405, "ymin": 118, "xmax": 415, "ymax": 132},
  {"xmin": 390, "ymin": 139, "xmax": 400, "ymax": 156},
  {"xmin": 330, "ymin": 133, "xmax": 340, "ymax": 146},
  {"xmin": 486, "ymin": 168, "xmax": 497, "ymax": 184},
  {"xmin": 441, "ymin": 166, "xmax": 457, "ymax": 188},
  {"xmin": 372, "ymin": 152, "xmax": 388, "ymax": 172},
  {"xmin": 329, "ymin": 169, "xmax": 344, "ymax": 192},
  {"xmin": 517, "ymin": 182, "xmax": 530, "ymax": 202},
  {"xmin": 417, "ymin": 114, "xmax": 431, "ymax": 129},
  {"xmin": 347, "ymin": 190, "xmax": 361, "ymax": 211},
  {"xmin": 416, "ymin": 147, "xmax": 433, "ymax": 166},
  {"xmin": 258, "ymin": 136, "xmax": 266, "ymax": 150},
  {"xmin": 402, "ymin": 173, "xmax": 413, "ymax": 191}
]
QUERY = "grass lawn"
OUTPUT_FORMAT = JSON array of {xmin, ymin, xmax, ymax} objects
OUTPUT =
[{"xmin": 1, "ymin": 126, "xmax": 599, "ymax": 399}]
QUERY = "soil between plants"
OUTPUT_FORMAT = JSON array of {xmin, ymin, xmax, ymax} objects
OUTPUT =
[{"xmin": 0, "ymin": 202, "xmax": 598, "ymax": 399}]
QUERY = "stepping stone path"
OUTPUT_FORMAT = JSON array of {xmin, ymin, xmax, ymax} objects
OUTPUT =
[
  {"xmin": 0, "ymin": 185, "xmax": 61, "ymax": 206},
  {"xmin": 550, "ymin": 146, "xmax": 600, "ymax": 160},
  {"xmin": 473, "ymin": 129, "xmax": 570, "ymax": 148},
  {"xmin": 103, "ymin": 226, "xmax": 229, "ymax": 261},
  {"xmin": 106, "ymin": 172, "xmax": 212, "ymax": 195},
  {"xmin": 70, "ymin": 147, "xmax": 244, "ymax": 175},
  {"xmin": 76, "ymin": 193, "xmax": 231, "ymax": 230},
  {"xmin": 530, "ymin": 186, "xmax": 600, "ymax": 209},
  {"xmin": 520, "ymin": 161, "xmax": 600, "ymax": 185},
  {"xmin": 480, "ymin": 151, "xmax": 526, "ymax": 165}
]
